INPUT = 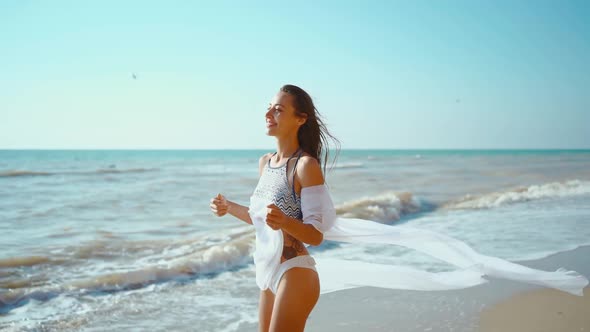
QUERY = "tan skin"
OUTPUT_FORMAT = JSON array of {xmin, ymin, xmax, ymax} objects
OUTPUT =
[{"xmin": 209, "ymin": 91, "xmax": 324, "ymax": 332}]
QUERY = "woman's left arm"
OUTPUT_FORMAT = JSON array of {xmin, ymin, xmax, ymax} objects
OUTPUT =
[{"xmin": 265, "ymin": 156, "xmax": 325, "ymax": 246}]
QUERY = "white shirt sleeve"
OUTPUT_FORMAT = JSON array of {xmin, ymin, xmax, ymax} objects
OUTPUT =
[{"xmin": 301, "ymin": 184, "xmax": 337, "ymax": 233}]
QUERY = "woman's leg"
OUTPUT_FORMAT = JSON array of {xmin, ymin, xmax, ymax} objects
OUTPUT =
[
  {"xmin": 269, "ymin": 267, "xmax": 320, "ymax": 332},
  {"xmin": 259, "ymin": 289, "xmax": 275, "ymax": 332}
]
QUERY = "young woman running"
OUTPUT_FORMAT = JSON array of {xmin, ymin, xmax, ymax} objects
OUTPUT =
[{"xmin": 210, "ymin": 84, "xmax": 338, "ymax": 332}]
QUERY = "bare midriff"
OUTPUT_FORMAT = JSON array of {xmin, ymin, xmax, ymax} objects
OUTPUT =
[{"xmin": 280, "ymin": 230, "xmax": 309, "ymax": 263}]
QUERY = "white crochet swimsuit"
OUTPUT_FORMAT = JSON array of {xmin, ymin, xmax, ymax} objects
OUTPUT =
[{"xmin": 250, "ymin": 150, "xmax": 316, "ymax": 294}]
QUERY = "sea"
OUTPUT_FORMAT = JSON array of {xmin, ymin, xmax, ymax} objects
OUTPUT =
[{"xmin": 1, "ymin": 149, "xmax": 589, "ymax": 331}]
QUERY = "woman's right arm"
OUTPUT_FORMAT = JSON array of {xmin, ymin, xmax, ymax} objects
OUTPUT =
[
  {"xmin": 210, "ymin": 193, "xmax": 252, "ymax": 225},
  {"xmin": 227, "ymin": 200, "xmax": 252, "ymax": 225},
  {"xmin": 209, "ymin": 153, "xmax": 271, "ymax": 225}
]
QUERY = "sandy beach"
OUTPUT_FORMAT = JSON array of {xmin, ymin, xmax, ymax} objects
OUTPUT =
[
  {"xmin": 302, "ymin": 245, "xmax": 590, "ymax": 332},
  {"xmin": 479, "ymin": 287, "xmax": 590, "ymax": 332}
]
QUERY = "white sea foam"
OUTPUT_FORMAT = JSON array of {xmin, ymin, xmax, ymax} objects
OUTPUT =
[
  {"xmin": 0, "ymin": 229, "xmax": 256, "ymax": 310},
  {"xmin": 71, "ymin": 231, "xmax": 254, "ymax": 289},
  {"xmin": 443, "ymin": 179, "xmax": 590, "ymax": 210},
  {"xmin": 335, "ymin": 191, "xmax": 422, "ymax": 222}
]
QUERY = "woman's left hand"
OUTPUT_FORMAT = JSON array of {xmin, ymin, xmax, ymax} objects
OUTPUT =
[{"xmin": 265, "ymin": 204, "xmax": 290, "ymax": 230}]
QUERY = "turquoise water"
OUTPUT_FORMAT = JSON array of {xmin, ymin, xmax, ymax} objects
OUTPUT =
[{"xmin": 1, "ymin": 149, "xmax": 590, "ymax": 331}]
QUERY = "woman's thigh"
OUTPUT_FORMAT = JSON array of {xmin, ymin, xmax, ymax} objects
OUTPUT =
[
  {"xmin": 269, "ymin": 267, "xmax": 320, "ymax": 332},
  {"xmin": 259, "ymin": 289, "xmax": 275, "ymax": 332}
]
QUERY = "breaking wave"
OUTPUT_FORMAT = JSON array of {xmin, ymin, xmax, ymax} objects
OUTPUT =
[
  {"xmin": 335, "ymin": 191, "xmax": 423, "ymax": 222},
  {"xmin": 443, "ymin": 179, "xmax": 590, "ymax": 210}
]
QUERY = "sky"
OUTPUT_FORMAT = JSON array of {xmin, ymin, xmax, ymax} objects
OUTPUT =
[{"xmin": 1, "ymin": 0, "xmax": 589, "ymax": 149}]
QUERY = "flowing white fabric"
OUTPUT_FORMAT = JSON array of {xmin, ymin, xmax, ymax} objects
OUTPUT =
[
  {"xmin": 249, "ymin": 184, "xmax": 589, "ymax": 296},
  {"xmin": 249, "ymin": 195, "xmax": 283, "ymax": 291},
  {"xmin": 301, "ymin": 184, "xmax": 337, "ymax": 233}
]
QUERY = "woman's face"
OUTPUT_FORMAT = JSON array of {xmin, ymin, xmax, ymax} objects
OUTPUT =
[{"xmin": 265, "ymin": 91, "xmax": 305, "ymax": 137}]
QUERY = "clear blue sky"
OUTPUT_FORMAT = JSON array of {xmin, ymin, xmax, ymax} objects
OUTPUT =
[{"xmin": 1, "ymin": 0, "xmax": 589, "ymax": 149}]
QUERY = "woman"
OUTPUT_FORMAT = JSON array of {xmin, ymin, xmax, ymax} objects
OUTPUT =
[
  {"xmin": 210, "ymin": 84, "xmax": 337, "ymax": 332},
  {"xmin": 210, "ymin": 85, "xmax": 588, "ymax": 332}
]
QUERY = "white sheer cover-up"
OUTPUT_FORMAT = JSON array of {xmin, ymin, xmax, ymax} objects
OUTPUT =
[{"xmin": 248, "ymin": 184, "xmax": 588, "ymax": 296}]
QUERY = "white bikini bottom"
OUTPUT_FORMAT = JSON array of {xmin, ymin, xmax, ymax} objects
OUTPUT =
[{"xmin": 269, "ymin": 255, "xmax": 317, "ymax": 294}]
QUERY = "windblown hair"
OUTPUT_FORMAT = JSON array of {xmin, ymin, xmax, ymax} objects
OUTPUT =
[{"xmin": 280, "ymin": 84, "xmax": 340, "ymax": 176}]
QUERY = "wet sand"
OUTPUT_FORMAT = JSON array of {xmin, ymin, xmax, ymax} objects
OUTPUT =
[{"xmin": 479, "ymin": 286, "xmax": 590, "ymax": 332}]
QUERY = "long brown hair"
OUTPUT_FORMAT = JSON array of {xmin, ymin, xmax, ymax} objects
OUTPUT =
[{"xmin": 280, "ymin": 84, "xmax": 340, "ymax": 176}]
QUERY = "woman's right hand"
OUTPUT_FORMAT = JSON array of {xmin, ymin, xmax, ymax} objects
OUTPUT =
[{"xmin": 210, "ymin": 193, "xmax": 229, "ymax": 217}]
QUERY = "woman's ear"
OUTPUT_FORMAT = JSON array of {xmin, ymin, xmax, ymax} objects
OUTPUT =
[{"xmin": 298, "ymin": 113, "xmax": 308, "ymax": 126}]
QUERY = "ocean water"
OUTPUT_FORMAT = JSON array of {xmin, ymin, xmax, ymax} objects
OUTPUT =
[{"xmin": 1, "ymin": 149, "xmax": 590, "ymax": 331}]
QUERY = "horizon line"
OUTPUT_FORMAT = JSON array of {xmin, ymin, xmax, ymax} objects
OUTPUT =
[{"xmin": 2, "ymin": 148, "xmax": 590, "ymax": 151}]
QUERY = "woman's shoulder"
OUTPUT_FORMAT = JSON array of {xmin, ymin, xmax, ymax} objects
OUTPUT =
[
  {"xmin": 297, "ymin": 153, "xmax": 319, "ymax": 167},
  {"xmin": 295, "ymin": 153, "xmax": 323, "ymax": 186}
]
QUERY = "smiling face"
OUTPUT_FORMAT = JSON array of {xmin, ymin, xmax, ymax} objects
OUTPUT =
[{"xmin": 265, "ymin": 91, "xmax": 307, "ymax": 138}]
